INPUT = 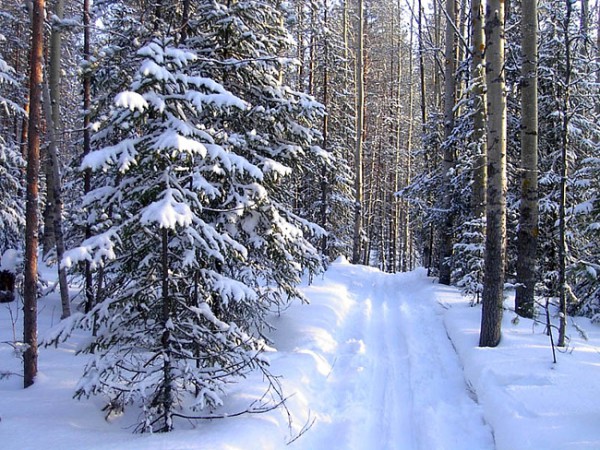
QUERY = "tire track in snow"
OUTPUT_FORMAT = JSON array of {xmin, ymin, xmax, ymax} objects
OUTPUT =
[
  {"xmin": 361, "ymin": 272, "xmax": 416, "ymax": 450},
  {"xmin": 393, "ymin": 271, "xmax": 494, "ymax": 450},
  {"xmin": 324, "ymin": 267, "xmax": 417, "ymax": 450},
  {"xmin": 294, "ymin": 265, "xmax": 493, "ymax": 449}
]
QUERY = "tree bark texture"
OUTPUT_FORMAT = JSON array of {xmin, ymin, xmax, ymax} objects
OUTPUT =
[
  {"xmin": 515, "ymin": 0, "xmax": 539, "ymax": 319},
  {"xmin": 160, "ymin": 227, "xmax": 173, "ymax": 431},
  {"xmin": 558, "ymin": 0, "xmax": 573, "ymax": 347},
  {"xmin": 352, "ymin": 0, "xmax": 365, "ymax": 264},
  {"xmin": 83, "ymin": 0, "xmax": 94, "ymax": 313},
  {"xmin": 42, "ymin": 80, "xmax": 70, "ymax": 319},
  {"xmin": 401, "ymin": 9, "xmax": 414, "ymax": 273},
  {"xmin": 480, "ymin": 0, "xmax": 507, "ymax": 348},
  {"xmin": 43, "ymin": 0, "xmax": 65, "ymax": 256},
  {"xmin": 470, "ymin": 0, "xmax": 487, "ymax": 219},
  {"xmin": 438, "ymin": 0, "xmax": 458, "ymax": 285},
  {"xmin": 320, "ymin": 0, "xmax": 330, "ymax": 255},
  {"xmin": 24, "ymin": 0, "xmax": 45, "ymax": 388}
]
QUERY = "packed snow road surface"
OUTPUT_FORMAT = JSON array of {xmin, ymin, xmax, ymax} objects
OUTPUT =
[{"xmin": 284, "ymin": 261, "xmax": 494, "ymax": 450}]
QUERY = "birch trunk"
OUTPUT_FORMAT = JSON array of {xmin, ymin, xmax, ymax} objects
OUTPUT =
[
  {"xmin": 479, "ymin": 0, "xmax": 507, "ymax": 348},
  {"xmin": 42, "ymin": 0, "xmax": 65, "ymax": 256},
  {"xmin": 352, "ymin": 0, "xmax": 365, "ymax": 264},
  {"xmin": 470, "ymin": 0, "xmax": 486, "ymax": 219},
  {"xmin": 515, "ymin": 0, "xmax": 538, "ymax": 319},
  {"xmin": 42, "ymin": 81, "xmax": 70, "ymax": 319},
  {"xmin": 438, "ymin": 0, "xmax": 458, "ymax": 285}
]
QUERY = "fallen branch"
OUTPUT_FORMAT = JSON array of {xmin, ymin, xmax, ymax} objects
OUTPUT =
[{"xmin": 170, "ymin": 397, "xmax": 287, "ymax": 420}]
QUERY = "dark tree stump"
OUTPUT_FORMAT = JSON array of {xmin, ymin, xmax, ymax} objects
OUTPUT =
[{"xmin": 0, "ymin": 270, "xmax": 15, "ymax": 303}]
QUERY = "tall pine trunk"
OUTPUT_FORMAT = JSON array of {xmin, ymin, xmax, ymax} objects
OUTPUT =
[
  {"xmin": 24, "ymin": 0, "xmax": 45, "ymax": 388},
  {"xmin": 401, "ymin": 7, "xmax": 415, "ymax": 273},
  {"xmin": 320, "ymin": 0, "xmax": 330, "ymax": 255},
  {"xmin": 417, "ymin": 0, "xmax": 433, "ymax": 271},
  {"xmin": 352, "ymin": 0, "xmax": 365, "ymax": 264},
  {"xmin": 480, "ymin": 0, "xmax": 507, "ymax": 348}
]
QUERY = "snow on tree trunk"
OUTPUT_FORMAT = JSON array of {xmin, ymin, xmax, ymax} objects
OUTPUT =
[
  {"xmin": 42, "ymin": 80, "xmax": 70, "ymax": 319},
  {"xmin": 557, "ymin": 0, "xmax": 573, "ymax": 347}
]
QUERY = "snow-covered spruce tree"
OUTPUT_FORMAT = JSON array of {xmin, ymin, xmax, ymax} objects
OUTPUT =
[
  {"xmin": 183, "ymin": 0, "xmax": 326, "ymax": 291},
  {"xmin": 560, "ymin": 2, "xmax": 600, "ymax": 319},
  {"xmin": 447, "ymin": 70, "xmax": 487, "ymax": 300},
  {"xmin": 51, "ymin": 37, "xmax": 320, "ymax": 432},
  {"xmin": 571, "ymin": 149, "xmax": 600, "ymax": 319},
  {"xmin": 0, "ymin": 137, "xmax": 25, "ymax": 254},
  {"xmin": 0, "ymin": 43, "xmax": 25, "ymax": 254},
  {"xmin": 449, "ymin": 109, "xmax": 486, "ymax": 302},
  {"xmin": 533, "ymin": 0, "xmax": 598, "ymax": 321},
  {"xmin": 85, "ymin": 0, "xmax": 148, "ymax": 116}
]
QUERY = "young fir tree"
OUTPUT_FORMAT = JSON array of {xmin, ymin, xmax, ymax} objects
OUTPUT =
[
  {"xmin": 50, "ymin": 34, "xmax": 321, "ymax": 432},
  {"xmin": 49, "ymin": 3, "xmax": 322, "ymax": 431},
  {"xmin": 185, "ymin": 0, "xmax": 326, "ymax": 289}
]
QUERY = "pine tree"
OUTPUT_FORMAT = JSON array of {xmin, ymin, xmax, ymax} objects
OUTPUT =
[
  {"xmin": 438, "ymin": 0, "xmax": 458, "ymax": 285},
  {"xmin": 24, "ymin": 0, "xmax": 45, "ymax": 389},
  {"xmin": 353, "ymin": 0, "xmax": 365, "ymax": 264}
]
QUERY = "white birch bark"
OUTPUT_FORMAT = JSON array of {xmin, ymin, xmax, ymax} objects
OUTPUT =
[{"xmin": 479, "ymin": 0, "xmax": 506, "ymax": 347}]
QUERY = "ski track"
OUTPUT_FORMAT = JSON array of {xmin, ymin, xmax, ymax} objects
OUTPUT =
[{"xmin": 321, "ymin": 266, "xmax": 493, "ymax": 450}]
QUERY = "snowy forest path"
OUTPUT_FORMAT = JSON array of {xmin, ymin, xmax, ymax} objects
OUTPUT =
[{"xmin": 302, "ymin": 263, "xmax": 494, "ymax": 450}]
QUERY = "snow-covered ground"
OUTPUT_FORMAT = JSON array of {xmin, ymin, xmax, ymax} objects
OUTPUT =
[{"xmin": 2, "ymin": 258, "xmax": 600, "ymax": 449}]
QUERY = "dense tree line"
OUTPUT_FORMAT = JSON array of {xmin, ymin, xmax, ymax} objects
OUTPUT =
[{"xmin": 0, "ymin": 0, "xmax": 598, "ymax": 431}]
